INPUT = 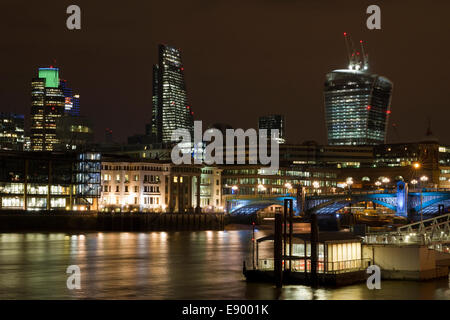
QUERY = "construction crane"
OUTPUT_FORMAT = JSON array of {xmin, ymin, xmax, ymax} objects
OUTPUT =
[
  {"xmin": 359, "ymin": 40, "xmax": 369, "ymax": 71},
  {"xmin": 343, "ymin": 32, "xmax": 357, "ymax": 70},
  {"xmin": 343, "ymin": 32, "xmax": 369, "ymax": 71}
]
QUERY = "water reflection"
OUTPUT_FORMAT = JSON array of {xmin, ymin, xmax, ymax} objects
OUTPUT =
[{"xmin": 0, "ymin": 231, "xmax": 448, "ymax": 299}]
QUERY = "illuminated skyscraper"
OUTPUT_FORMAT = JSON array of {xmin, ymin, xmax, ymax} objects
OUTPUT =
[
  {"xmin": 151, "ymin": 45, "xmax": 194, "ymax": 143},
  {"xmin": 31, "ymin": 67, "xmax": 65, "ymax": 151},
  {"xmin": 324, "ymin": 35, "xmax": 393, "ymax": 146},
  {"xmin": 60, "ymin": 80, "xmax": 80, "ymax": 116}
]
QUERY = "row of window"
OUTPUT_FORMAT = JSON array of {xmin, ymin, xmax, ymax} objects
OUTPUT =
[
  {"xmin": 103, "ymin": 185, "xmax": 161, "ymax": 193},
  {"xmin": 102, "ymin": 165, "xmax": 166, "ymax": 171}
]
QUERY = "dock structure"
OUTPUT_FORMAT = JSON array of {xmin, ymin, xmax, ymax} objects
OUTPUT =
[
  {"xmin": 363, "ymin": 213, "xmax": 450, "ymax": 280},
  {"xmin": 244, "ymin": 231, "xmax": 371, "ymax": 286}
]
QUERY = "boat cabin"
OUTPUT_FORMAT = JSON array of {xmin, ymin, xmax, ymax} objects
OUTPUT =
[{"xmin": 254, "ymin": 231, "xmax": 369, "ymax": 273}]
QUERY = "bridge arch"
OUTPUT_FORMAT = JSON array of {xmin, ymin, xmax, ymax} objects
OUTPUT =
[
  {"xmin": 228, "ymin": 196, "xmax": 297, "ymax": 215},
  {"xmin": 307, "ymin": 195, "xmax": 396, "ymax": 215}
]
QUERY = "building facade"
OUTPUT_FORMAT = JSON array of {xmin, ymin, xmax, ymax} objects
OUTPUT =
[
  {"xmin": 221, "ymin": 164, "xmax": 339, "ymax": 213},
  {"xmin": 0, "ymin": 112, "xmax": 25, "ymax": 151},
  {"xmin": 55, "ymin": 115, "xmax": 94, "ymax": 151},
  {"xmin": 151, "ymin": 44, "xmax": 194, "ymax": 144},
  {"xmin": 100, "ymin": 157, "xmax": 222, "ymax": 212},
  {"xmin": 258, "ymin": 114, "xmax": 286, "ymax": 144},
  {"xmin": 0, "ymin": 151, "xmax": 101, "ymax": 211},
  {"xmin": 60, "ymin": 79, "xmax": 80, "ymax": 116},
  {"xmin": 31, "ymin": 67, "xmax": 65, "ymax": 151},
  {"xmin": 324, "ymin": 69, "xmax": 393, "ymax": 146}
]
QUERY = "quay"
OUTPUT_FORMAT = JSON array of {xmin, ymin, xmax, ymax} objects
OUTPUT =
[
  {"xmin": 0, "ymin": 211, "xmax": 225, "ymax": 232},
  {"xmin": 243, "ymin": 211, "xmax": 450, "ymax": 286}
]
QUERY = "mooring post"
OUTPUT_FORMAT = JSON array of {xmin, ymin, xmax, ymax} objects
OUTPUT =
[
  {"xmin": 252, "ymin": 221, "xmax": 256, "ymax": 269},
  {"xmin": 289, "ymin": 199, "xmax": 293, "ymax": 272},
  {"xmin": 274, "ymin": 212, "xmax": 283, "ymax": 288},
  {"xmin": 310, "ymin": 212, "xmax": 319, "ymax": 287},
  {"xmin": 283, "ymin": 200, "xmax": 287, "ymax": 271}
]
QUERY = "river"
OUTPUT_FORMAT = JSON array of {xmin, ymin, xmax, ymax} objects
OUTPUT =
[{"xmin": 0, "ymin": 231, "xmax": 449, "ymax": 299}]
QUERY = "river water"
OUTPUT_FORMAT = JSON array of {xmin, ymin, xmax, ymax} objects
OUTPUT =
[{"xmin": 0, "ymin": 230, "xmax": 449, "ymax": 300}]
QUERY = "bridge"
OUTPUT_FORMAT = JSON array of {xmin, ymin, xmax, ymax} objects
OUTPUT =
[
  {"xmin": 225, "ymin": 194, "xmax": 297, "ymax": 215},
  {"xmin": 302, "ymin": 182, "xmax": 450, "ymax": 216},
  {"xmin": 226, "ymin": 182, "xmax": 450, "ymax": 216}
]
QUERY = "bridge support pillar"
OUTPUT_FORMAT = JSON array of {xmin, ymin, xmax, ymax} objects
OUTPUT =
[{"xmin": 396, "ymin": 181, "xmax": 408, "ymax": 217}]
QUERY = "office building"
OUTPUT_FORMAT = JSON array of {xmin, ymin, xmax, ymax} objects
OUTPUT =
[
  {"xmin": 30, "ymin": 67, "xmax": 65, "ymax": 151},
  {"xmin": 55, "ymin": 115, "xmax": 94, "ymax": 151},
  {"xmin": 60, "ymin": 80, "xmax": 80, "ymax": 116},
  {"xmin": 100, "ymin": 157, "xmax": 222, "ymax": 212},
  {"xmin": 258, "ymin": 114, "xmax": 286, "ymax": 144},
  {"xmin": 0, "ymin": 150, "xmax": 101, "ymax": 211},
  {"xmin": 0, "ymin": 112, "xmax": 25, "ymax": 151},
  {"xmin": 324, "ymin": 37, "xmax": 393, "ymax": 146},
  {"xmin": 151, "ymin": 45, "xmax": 194, "ymax": 143}
]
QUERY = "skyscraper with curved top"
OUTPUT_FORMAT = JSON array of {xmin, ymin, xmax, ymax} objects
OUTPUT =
[
  {"xmin": 324, "ymin": 35, "xmax": 393, "ymax": 146},
  {"xmin": 151, "ymin": 44, "xmax": 194, "ymax": 144}
]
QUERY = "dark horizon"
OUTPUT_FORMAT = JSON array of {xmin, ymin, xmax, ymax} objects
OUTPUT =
[{"xmin": 1, "ymin": 0, "xmax": 449, "ymax": 145}]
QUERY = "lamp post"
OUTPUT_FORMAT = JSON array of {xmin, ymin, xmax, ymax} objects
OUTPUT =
[
  {"xmin": 382, "ymin": 177, "xmax": 390, "ymax": 190},
  {"xmin": 312, "ymin": 181, "xmax": 320, "ymax": 195},
  {"xmin": 284, "ymin": 182, "xmax": 292, "ymax": 195},
  {"xmin": 346, "ymin": 177, "xmax": 353, "ymax": 195},
  {"xmin": 231, "ymin": 185, "xmax": 239, "ymax": 212},
  {"xmin": 410, "ymin": 179, "xmax": 418, "ymax": 190},
  {"xmin": 420, "ymin": 175, "xmax": 428, "ymax": 186},
  {"xmin": 419, "ymin": 176, "xmax": 428, "ymax": 222},
  {"xmin": 257, "ymin": 184, "xmax": 266, "ymax": 196}
]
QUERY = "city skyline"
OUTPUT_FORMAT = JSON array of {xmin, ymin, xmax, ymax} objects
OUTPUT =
[
  {"xmin": 1, "ymin": 1, "xmax": 450, "ymax": 304},
  {"xmin": 1, "ymin": 1, "xmax": 450, "ymax": 146}
]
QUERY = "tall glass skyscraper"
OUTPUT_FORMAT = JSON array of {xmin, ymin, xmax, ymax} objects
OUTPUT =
[
  {"xmin": 151, "ymin": 45, "xmax": 194, "ymax": 143},
  {"xmin": 324, "ymin": 70, "xmax": 393, "ymax": 146},
  {"xmin": 324, "ymin": 37, "xmax": 393, "ymax": 146},
  {"xmin": 31, "ymin": 67, "xmax": 65, "ymax": 151}
]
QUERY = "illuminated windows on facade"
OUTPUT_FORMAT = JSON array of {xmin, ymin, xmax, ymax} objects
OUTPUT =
[
  {"xmin": 151, "ymin": 45, "xmax": 194, "ymax": 143},
  {"xmin": 324, "ymin": 69, "xmax": 393, "ymax": 146}
]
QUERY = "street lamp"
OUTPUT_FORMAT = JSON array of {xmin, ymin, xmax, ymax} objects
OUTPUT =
[
  {"xmin": 375, "ymin": 181, "xmax": 382, "ymax": 187},
  {"xmin": 346, "ymin": 177, "xmax": 353, "ymax": 194},
  {"xmin": 257, "ymin": 184, "xmax": 266, "ymax": 193},
  {"xmin": 413, "ymin": 162, "xmax": 421, "ymax": 169},
  {"xmin": 230, "ymin": 185, "xmax": 239, "ymax": 212},
  {"xmin": 312, "ymin": 181, "xmax": 320, "ymax": 194},
  {"xmin": 418, "ymin": 176, "xmax": 428, "ymax": 223}
]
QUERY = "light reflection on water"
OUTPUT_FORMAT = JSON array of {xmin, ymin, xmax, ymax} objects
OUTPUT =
[{"xmin": 0, "ymin": 231, "xmax": 449, "ymax": 300}]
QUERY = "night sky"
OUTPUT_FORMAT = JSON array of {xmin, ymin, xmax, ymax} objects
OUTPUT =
[{"xmin": 1, "ymin": 0, "xmax": 449, "ymax": 144}]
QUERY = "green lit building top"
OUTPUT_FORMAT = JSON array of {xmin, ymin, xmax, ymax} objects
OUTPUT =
[{"xmin": 38, "ymin": 67, "xmax": 59, "ymax": 88}]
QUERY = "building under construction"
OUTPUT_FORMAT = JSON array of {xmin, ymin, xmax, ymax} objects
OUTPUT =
[{"xmin": 324, "ymin": 33, "xmax": 393, "ymax": 146}]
